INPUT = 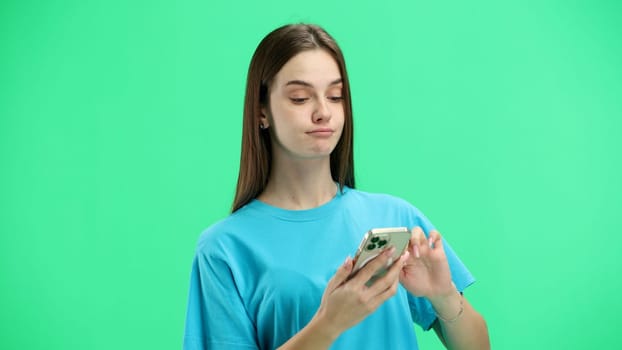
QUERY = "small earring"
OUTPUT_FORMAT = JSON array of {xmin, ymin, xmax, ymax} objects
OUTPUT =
[{"xmin": 260, "ymin": 124, "xmax": 268, "ymax": 130}]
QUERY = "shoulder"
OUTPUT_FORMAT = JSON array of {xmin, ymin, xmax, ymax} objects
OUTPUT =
[
  {"xmin": 343, "ymin": 187, "xmax": 434, "ymax": 230},
  {"xmin": 194, "ymin": 206, "xmax": 258, "ymax": 256},
  {"xmin": 344, "ymin": 187, "xmax": 423, "ymax": 213}
]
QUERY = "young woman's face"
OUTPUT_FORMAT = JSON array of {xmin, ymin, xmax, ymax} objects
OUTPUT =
[{"xmin": 262, "ymin": 49, "xmax": 345, "ymax": 161}]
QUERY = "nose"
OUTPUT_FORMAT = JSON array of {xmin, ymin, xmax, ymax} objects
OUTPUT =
[{"xmin": 312, "ymin": 98, "xmax": 331, "ymax": 124}]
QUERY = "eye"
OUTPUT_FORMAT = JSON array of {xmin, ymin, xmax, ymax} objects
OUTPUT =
[
  {"xmin": 289, "ymin": 97, "xmax": 309, "ymax": 104},
  {"xmin": 328, "ymin": 96, "xmax": 343, "ymax": 103}
]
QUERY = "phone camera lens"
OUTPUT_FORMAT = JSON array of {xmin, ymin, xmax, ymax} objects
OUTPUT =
[
  {"xmin": 371, "ymin": 237, "xmax": 379, "ymax": 243},
  {"xmin": 366, "ymin": 243, "xmax": 376, "ymax": 250},
  {"xmin": 378, "ymin": 240, "xmax": 388, "ymax": 247}
]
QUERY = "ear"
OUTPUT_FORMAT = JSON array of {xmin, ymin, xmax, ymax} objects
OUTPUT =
[{"xmin": 260, "ymin": 106, "xmax": 270, "ymax": 128}]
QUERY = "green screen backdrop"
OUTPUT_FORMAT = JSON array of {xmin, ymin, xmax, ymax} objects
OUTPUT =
[{"xmin": 2, "ymin": 0, "xmax": 621, "ymax": 349}]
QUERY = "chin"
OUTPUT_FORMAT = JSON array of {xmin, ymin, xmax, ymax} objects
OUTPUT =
[{"xmin": 308, "ymin": 150, "xmax": 335, "ymax": 159}]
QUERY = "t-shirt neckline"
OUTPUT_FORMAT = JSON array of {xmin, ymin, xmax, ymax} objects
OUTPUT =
[{"xmin": 247, "ymin": 185, "xmax": 350, "ymax": 222}]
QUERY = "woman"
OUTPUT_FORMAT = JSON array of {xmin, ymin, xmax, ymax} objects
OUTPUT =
[{"xmin": 183, "ymin": 23, "xmax": 490, "ymax": 350}]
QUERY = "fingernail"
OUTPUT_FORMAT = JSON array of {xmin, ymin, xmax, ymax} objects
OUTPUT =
[
  {"xmin": 429, "ymin": 238, "xmax": 434, "ymax": 249},
  {"xmin": 414, "ymin": 245, "xmax": 420, "ymax": 258}
]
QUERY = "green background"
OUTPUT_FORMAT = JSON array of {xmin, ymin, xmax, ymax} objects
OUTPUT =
[{"xmin": 1, "ymin": 0, "xmax": 621, "ymax": 349}]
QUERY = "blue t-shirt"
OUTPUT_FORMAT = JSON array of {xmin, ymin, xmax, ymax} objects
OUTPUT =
[{"xmin": 183, "ymin": 187, "xmax": 474, "ymax": 350}]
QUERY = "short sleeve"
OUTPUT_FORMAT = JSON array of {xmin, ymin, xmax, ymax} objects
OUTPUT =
[
  {"xmin": 183, "ymin": 238, "xmax": 258, "ymax": 350},
  {"xmin": 406, "ymin": 206, "xmax": 476, "ymax": 331}
]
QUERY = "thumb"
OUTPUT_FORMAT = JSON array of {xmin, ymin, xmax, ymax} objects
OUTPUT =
[{"xmin": 326, "ymin": 256, "xmax": 353, "ymax": 293}]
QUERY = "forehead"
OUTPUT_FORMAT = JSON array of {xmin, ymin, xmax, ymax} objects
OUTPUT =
[{"xmin": 272, "ymin": 49, "xmax": 342, "ymax": 87}]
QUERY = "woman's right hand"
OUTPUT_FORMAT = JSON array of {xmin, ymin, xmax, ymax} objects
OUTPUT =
[
  {"xmin": 276, "ymin": 248, "xmax": 410, "ymax": 350},
  {"xmin": 315, "ymin": 247, "xmax": 411, "ymax": 337}
]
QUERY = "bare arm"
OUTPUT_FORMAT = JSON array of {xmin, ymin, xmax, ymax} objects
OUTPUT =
[
  {"xmin": 400, "ymin": 227, "xmax": 490, "ymax": 350},
  {"xmin": 277, "ymin": 248, "xmax": 411, "ymax": 350},
  {"xmin": 430, "ymin": 293, "xmax": 490, "ymax": 350}
]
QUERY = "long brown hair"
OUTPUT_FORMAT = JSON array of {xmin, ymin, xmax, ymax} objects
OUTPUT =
[{"xmin": 232, "ymin": 24, "xmax": 355, "ymax": 212}]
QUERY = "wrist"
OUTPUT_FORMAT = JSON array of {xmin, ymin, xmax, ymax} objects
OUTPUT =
[
  {"xmin": 278, "ymin": 311, "xmax": 340, "ymax": 350},
  {"xmin": 308, "ymin": 310, "xmax": 342, "ymax": 345},
  {"xmin": 427, "ymin": 281, "xmax": 457, "ymax": 303},
  {"xmin": 428, "ymin": 284, "xmax": 464, "ymax": 324}
]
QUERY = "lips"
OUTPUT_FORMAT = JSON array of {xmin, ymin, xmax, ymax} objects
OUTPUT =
[{"xmin": 307, "ymin": 128, "xmax": 334, "ymax": 137}]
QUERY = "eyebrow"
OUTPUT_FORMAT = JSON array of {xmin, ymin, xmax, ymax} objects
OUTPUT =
[{"xmin": 285, "ymin": 78, "xmax": 343, "ymax": 88}]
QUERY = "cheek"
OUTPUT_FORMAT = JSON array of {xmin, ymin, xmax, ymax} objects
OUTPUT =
[
  {"xmin": 333, "ymin": 106, "xmax": 346, "ymax": 127},
  {"xmin": 331, "ymin": 102, "xmax": 345, "ymax": 115},
  {"xmin": 269, "ymin": 102, "xmax": 300, "ymax": 121}
]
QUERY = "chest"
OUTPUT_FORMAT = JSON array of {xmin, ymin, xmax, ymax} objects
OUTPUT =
[{"xmin": 224, "ymin": 204, "xmax": 419, "ymax": 349}]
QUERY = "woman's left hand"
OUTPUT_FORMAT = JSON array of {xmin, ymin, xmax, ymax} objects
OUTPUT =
[{"xmin": 399, "ymin": 227, "xmax": 455, "ymax": 298}]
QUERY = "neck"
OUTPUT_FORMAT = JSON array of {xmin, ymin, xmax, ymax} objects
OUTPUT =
[{"xmin": 258, "ymin": 157, "xmax": 337, "ymax": 210}]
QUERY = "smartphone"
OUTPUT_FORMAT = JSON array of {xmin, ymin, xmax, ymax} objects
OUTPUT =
[{"xmin": 349, "ymin": 227, "xmax": 411, "ymax": 285}]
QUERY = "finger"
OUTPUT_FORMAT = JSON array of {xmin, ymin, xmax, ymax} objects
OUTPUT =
[
  {"xmin": 411, "ymin": 226, "xmax": 427, "ymax": 245},
  {"xmin": 365, "ymin": 251, "xmax": 410, "ymax": 296},
  {"xmin": 326, "ymin": 256, "xmax": 353, "ymax": 292},
  {"xmin": 408, "ymin": 227, "xmax": 419, "ymax": 246},
  {"xmin": 350, "ymin": 247, "xmax": 395, "ymax": 286},
  {"xmin": 428, "ymin": 230, "xmax": 442, "ymax": 250},
  {"xmin": 411, "ymin": 227, "xmax": 428, "ymax": 258},
  {"xmin": 366, "ymin": 274, "xmax": 402, "ymax": 311}
]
